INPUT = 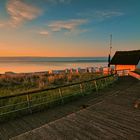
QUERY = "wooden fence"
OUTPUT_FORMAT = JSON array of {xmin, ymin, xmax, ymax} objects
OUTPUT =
[
  {"xmin": 0, "ymin": 74, "xmax": 118, "ymax": 122},
  {"xmin": 115, "ymin": 69, "xmax": 130, "ymax": 76}
]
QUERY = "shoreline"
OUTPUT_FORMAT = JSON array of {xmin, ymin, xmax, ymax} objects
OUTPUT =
[
  {"xmin": 0, "ymin": 66, "xmax": 111, "ymax": 77},
  {"xmin": 0, "ymin": 57, "xmax": 108, "ymax": 74}
]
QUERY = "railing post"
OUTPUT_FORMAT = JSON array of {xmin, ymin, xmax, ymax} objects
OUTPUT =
[
  {"xmin": 80, "ymin": 83, "xmax": 84, "ymax": 96},
  {"xmin": 26, "ymin": 94, "xmax": 32, "ymax": 114},
  {"xmin": 104, "ymin": 78, "xmax": 107, "ymax": 87},
  {"xmin": 108, "ymin": 76, "xmax": 111, "ymax": 84},
  {"xmin": 115, "ymin": 74, "xmax": 118, "ymax": 81},
  {"xmin": 59, "ymin": 88, "xmax": 64, "ymax": 104},
  {"xmin": 94, "ymin": 80, "xmax": 98, "ymax": 92},
  {"xmin": 123, "ymin": 70, "xmax": 125, "ymax": 76}
]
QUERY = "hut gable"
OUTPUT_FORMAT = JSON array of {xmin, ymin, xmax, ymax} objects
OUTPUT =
[{"xmin": 110, "ymin": 50, "xmax": 140, "ymax": 65}]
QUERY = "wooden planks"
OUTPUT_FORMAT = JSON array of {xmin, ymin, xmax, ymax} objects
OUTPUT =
[{"xmin": 10, "ymin": 77, "xmax": 140, "ymax": 140}]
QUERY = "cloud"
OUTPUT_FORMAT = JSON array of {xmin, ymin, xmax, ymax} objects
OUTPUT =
[
  {"xmin": 48, "ymin": 19, "xmax": 88, "ymax": 32},
  {"xmin": 64, "ymin": 28, "xmax": 89, "ymax": 36},
  {"xmin": 39, "ymin": 31, "xmax": 49, "ymax": 36},
  {"xmin": 0, "ymin": 23, "xmax": 5, "ymax": 28},
  {"xmin": 78, "ymin": 10, "xmax": 124, "ymax": 20},
  {"xmin": 37, "ymin": 19, "xmax": 88, "ymax": 37},
  {"xmin": 45, "ymin": 0, "xmax": 72, "ymax": 4},
  {"xmin": 94, "ymin": 11, "xmax": 124, "ymax": 18},
  {"xmin": 0, "ymin": 0, "xmax": 41, "ymax": 28}
]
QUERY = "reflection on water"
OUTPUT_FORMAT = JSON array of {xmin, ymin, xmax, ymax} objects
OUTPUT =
[{"xmin": 0, "ymin": 62, "xmax": 107, "ymax": 74}]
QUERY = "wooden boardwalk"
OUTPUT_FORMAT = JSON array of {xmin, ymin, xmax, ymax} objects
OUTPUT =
[
  {"xmin": 0, "ymin": 76, "xmax": 140, "ymax": 140},
  {"xmin": 9, "ymin": 76, "xmax": 140, "ymax": 140}
]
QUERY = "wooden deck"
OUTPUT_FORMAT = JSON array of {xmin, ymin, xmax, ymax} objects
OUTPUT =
[{"xmin": 1, "ymin": 76, "xmax": 140, "ymax": 140}]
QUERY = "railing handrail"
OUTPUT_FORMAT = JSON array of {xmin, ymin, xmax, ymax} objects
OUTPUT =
[{"xmin": 0, "ymin": 74, "xmax": 115, "ymax": 100}]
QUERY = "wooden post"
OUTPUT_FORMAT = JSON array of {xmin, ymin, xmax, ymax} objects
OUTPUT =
[
  {"xmin": 94, "ymin": 80, "xmax": 98, "ymax": 92},
  {"xmin": 115, "ymin": 75, "xmax": 118, "ymax": 81},
  {"xmin": 100, "ymin": 79, "xmax": 103, "ymax": 88},
  {"xmin": 108, "ymin": 76, "xmax": 111, "ymax": 84},
  {"xmin": 80, "ymin": 83, "xmax": 84, "ymax": 96},
  {"xmin": 123, "ymin": 70, "xmax": 125, "ymax": 76},
  {"xmin": 104, "ymin": 78, "xmax": 107, "ymax": 87},
  {"xmin": 26, "ymin": 94, "xmax": 32, "ymax": 114},
  {"xmin": 59, "ymin": 88, "xmax": 64, "ymax": 104}
]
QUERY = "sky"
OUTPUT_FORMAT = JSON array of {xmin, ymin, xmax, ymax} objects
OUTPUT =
[{"xmin": 0, "ymin": 0, "xmax": 140, "ymax": 57}]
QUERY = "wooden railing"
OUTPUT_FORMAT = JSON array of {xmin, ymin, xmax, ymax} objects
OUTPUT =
[
  {"xmin": 0, "ymin": 74, "xmax": 118, "ymax": 122},
  {"xmin": 114, "ymin": 69, "xmax": 130, "ymax": 76},
  {"xmin": 129, "ymin": 71, "xmax": 140, "ymax": 80}
]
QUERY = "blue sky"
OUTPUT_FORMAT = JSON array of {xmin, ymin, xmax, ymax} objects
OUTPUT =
[{"xmin": 0, "ymin": 0, "xmax": 140, "ymax": 57}]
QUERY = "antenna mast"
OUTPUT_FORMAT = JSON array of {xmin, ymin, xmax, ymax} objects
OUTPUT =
[
  {"xmin": 108, "ymin": 34, "xmax": 112, "ymax": 68},
  {"xmin": 109, "ymin": 34, "xmax": 112, "ymax": 57}
]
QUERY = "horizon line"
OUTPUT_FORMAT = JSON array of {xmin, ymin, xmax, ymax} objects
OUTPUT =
[{"xmin": 0, "ymin": 56, "xmax": 108, "ymax": 58}]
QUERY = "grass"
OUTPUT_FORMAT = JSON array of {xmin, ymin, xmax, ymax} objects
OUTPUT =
[
  {"xmin": 0, "ymin": 73, "xmax": 117, "ymax": 122},
  {"xmin": 0, "ymin": 72, "xmax": 102, "ymax": 97}
]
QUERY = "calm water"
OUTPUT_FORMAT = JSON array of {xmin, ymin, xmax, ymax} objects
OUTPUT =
[{"xmin": 0, "ymin": 57, "xmax": 108, "ymax": 74}]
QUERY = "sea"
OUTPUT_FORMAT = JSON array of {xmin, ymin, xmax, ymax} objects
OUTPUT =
[{"xmin": 0, "ymin": 57, "xmax": 108, "ymax": 74}]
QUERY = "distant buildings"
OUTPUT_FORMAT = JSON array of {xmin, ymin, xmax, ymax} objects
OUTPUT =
[{"xmin": 110, "ymin": 50, "xmax": 140, "ymax": 72}]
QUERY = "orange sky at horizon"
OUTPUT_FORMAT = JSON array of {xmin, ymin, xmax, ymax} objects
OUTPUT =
[
  {"xmin": 0, "ymin": 41, "xmax": 108, "ymax": 57},
  {"xmin": 0, "ymin": 40, "xmax": 139, "ymax": 57}
]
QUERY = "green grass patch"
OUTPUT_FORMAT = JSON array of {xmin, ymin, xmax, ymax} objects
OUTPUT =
[{"xmin": 0, "ymin": 74, "xmax": 117, "ymax": 122}]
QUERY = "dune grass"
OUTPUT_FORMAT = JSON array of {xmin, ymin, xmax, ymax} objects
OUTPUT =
[
  {"xmin": 0, "ymin": 72, "xmax": 102, "ymax": 97},
  {"xmin": 0, "ymin": 73, "xmax": 116, "ymax": 122}
]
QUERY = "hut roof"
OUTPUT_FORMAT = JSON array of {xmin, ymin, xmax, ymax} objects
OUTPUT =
[{"xmin": 110, "ymin": 50, "xmax": 140, "ymax": 65}]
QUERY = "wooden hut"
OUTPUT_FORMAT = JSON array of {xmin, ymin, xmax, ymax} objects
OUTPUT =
[{"xmin": 110, "ymin": 50, "xmax": 140, "ymax": 71}]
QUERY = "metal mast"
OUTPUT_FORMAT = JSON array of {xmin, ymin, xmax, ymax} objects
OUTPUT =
[
  {"xmin": 108, "ymin": 34, "xmax": 112, "ymax": 68},
  {"xmin": 109, "ymin": 34, "xmax": 112, "ymax": 57}
]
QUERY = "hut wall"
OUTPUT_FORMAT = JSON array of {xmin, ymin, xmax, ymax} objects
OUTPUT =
[{"xmin": 115, "ymin": 65, "xmax": 136, "ymax": 71}]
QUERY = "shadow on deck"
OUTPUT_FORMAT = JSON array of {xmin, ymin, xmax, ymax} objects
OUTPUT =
[{"xmin": 1, "ymin": 76, "xmax": 140, "ymax": 140}]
